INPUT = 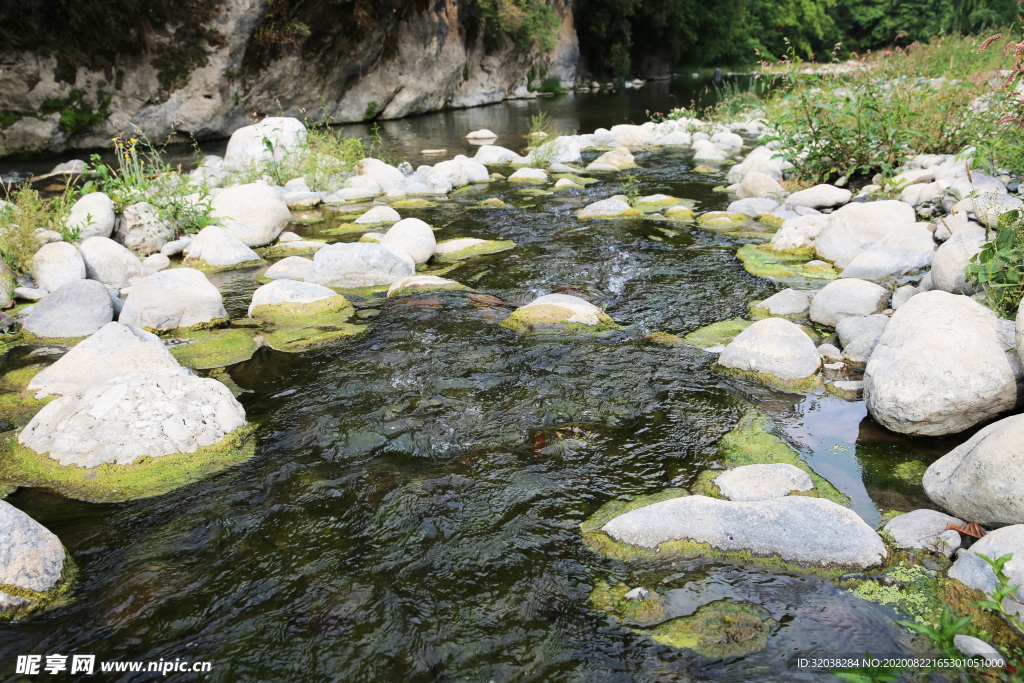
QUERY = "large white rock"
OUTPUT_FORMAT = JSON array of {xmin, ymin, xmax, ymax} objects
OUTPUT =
[
  {"xmin": 355, "ymin": 205, "xmax": 401, "ymax": 225},
  {"xmin": 839, "ymin": 222, "xmax": 935, "ymax": 280},
  {"xmin": 210, "ymin": 184, "xmax": 291, "ymax": 247},
  {"xmin": 114, "ymin": 201, "xmax": 175, "ymax": 256},
  {"xmin": 578, "ymin": 198, "xmax": 634, "ymax": 220},
  {"xmin": 67, "ymin": 192, "xmax": 115, "ymax": 240},
  {"xmin": 770, "ymin": 215, "xmax": 829, "ymax": 251},
  {"xmin": 587, "ymin": 147, "xmax": 635, "ymax": 170},
  {"xmin": 786, "ymin": 184, "xmax": 851, "ymax": 210},
  {"xmin": 22, "ymin": 279, "xmax": 113, "ymax": 338},
  {"xmin": 864, "ymin": 291, "xmax": 1023, "ymax": 436},
  {"xmin": 357, "ymin": 158, "xmax": 407, "ymax": 192},
  {"xmin": 808, "ymin": 279, "xmax": 888, "ymax": 327},
  {"xmin": 0, "ymin": 500, "xmax": 66, "ymax": 612},
  {"xmin": 947, "ymin": 525, "xmax": 1024, "ymax": 618},
  {"xmin": 718, "ymin": 317, "xmax": 821, "ymax": 382},
  {"xmin": 923, "ymin": 414, "xmax": 1024, "ymax": 525},
  {"xmin": 735, "ymin": 172, "xmax": 784, "ymax": 199},
  {"xmin": 715, "ymin": 464, "xmax": 814, "ymax": 501},
  {"xmin": 183, "ymin": 225, "xmax": 261, "ymax": 268},
  {"xmin": 883, "ymin": 509, "xmax": 965, "ymax": 550},
  {"xmin": 305, "ymin": 242, "xmax": 415, "ymax": 288},
  {"xmin": 79, "ymin": 236, "xmax": 144, "ymax": 288},
  {"xmin": 119, "ymin": 268, "xmax": 227, "ymax": 332},
  {"xmin": 380, "ymin": 218, "xmax": 436, "ymax": 264},
  {"xmin": 263, "ymin": 256, "xmax": 313, "ymax": 281},
  {"xmin": 931, "ymin": 231, "xmax": 987, "ymax": 295},
  {"xmin": 735, "ymin": 146, "xmax": 784, "ymax": 182},
  {"xmin": 815, "ymin": 201, "xmax": 917, "ymax": 268},
  {"xmin": 473, "ymin": 145, "xmax": 529, "ymax": 165},
  {"xmin": 529, "ymin": 136, "xmax": 582, "ymax": 165},
  {"xmin": 19, "ymin": 367, "xmax": 247, "ymax": 468},
  {"xmin": 836, "ymin": 313, "xmax": 888, "ymax": 348},
  {"xmin": 247, "ymin": 279, "xmax": 337, "ymax": 316},
  {"xmin": 223, "ymin": 117, "xmax": 307, "ymax": 170},
  {"xmin": 601, "ymin": 495, "xmax": 886, "ymax": 568},
  {"xmin": 27, "ymin": 322, "xmax": 179, "ymax": 398},
  {"xmin": 32, "ymin": 241, "xmax": 85, "ymax": 292}
]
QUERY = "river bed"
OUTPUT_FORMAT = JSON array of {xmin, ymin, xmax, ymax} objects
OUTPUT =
[{"xmin": 0, "ymin": 80, "xmax": 968, "ymax": 682}]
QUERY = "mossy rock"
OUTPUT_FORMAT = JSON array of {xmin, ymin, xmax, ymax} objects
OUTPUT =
[
  {"xmin": 737, "ymin": 244, "xmax": 838, "ymax": 283},
  {"xmin": 516, "ymin": 188, "xmax": 552, "ymax": 197},
  {"xmin": 589, "ymin": 581, "xmax": 667, "ymax": 626},
  {"xmin": 0, "ymin": 425, "xmax": 257, "ymax": 503},
  {"xmin": 642, "ymin": 600, "xmax": 775, "ymax": 658},
  {"xmin": 499, "ymin": 305, "xmax": 621, "ymax": 335},
  {"xmin": 320, "ymin": 223, "xmax": 370, "ymax": 235},
  {"xmin": 0, "ymin": 392, "xmax": 56, "ymax": 430},
  {"xmin": 467, "ymin": 198, "xmax": 508, "ymax": 210},
  {"xmin": 683, "ymin": 318, "xmax": 753, "ymax": 351},
  {"xmin": 713, "ymin": 362, "xmax": 824, "ymax": 392},
  {"xmin": 634, "ymin": 196, "xmax": 684, "ymax": 213},
  {"xmin": 663, "ymin": 206, "xmax": 696, "ymax": 222},
  {"xmin": 259, "ymin": 321, "xmax": 367, "ymax": 352},
  {"xmin": 259, "ymin": 242, "xmax": 327, "ymax": 258},
  {"xmin": 696, "ymin": 212, "xmax": 749, "ymax": 229},
  {"xmin": 578, "ymin": 207, "xmax": 645, "ymax": 222},
  {"xmin": 387, "ymin": 281, "xmax": 472, "ymax": 298},
  {"xmin": 249, "ymin": 294, "xmax": 353, "ymax": 326},
  {"xmin": 391, "ymin": 199, "xmax": 438, "ymax": 209},
  {"xmin": 645, "ymin": 332, "xmax": 688, "ymax": 346},
  {"xmin": 825, "ymin": 380, "xmax": 864, "ymax": 400},
  {"xmin": 756, "ymin": 213, "xmax": 786, "ymax": 229},
  {"xmin": 692, "ymin": 165, "xmax": 716, "ymax": 174},
  {"xmin": 707, "ymin": 410, "xmax": 847, "ymax": 505},
  {"xmin": 431, "ymin": 239, "xmax": 516, "ymax": 263},
  {"xmin": 0, "ymin": 365, "xmax": 45, "ymax": 393},
  {"xmin": 747, "ymin": 299, "xmax": 808, "ymax": 322},
  {"xmin": 182, "ymin": 257, "xmax": 267, "ymax": 273},
  {"xmin": 551, "ymin": 173, "xmax": 598, "ymax": 185},
  {"xmin": 0, "ymin": 552, "xmax": 78, "ymax": 622},
  {"xmin": 168, "ymin": 329, "xmax": 259, "ymax": 370},
  {"xmin": 139, "ymin": 316, "xmax": 230, "ymax": 336},
  {"xmin": 851, "ymin": 561, "xmax": 948, "ymax": 630}
]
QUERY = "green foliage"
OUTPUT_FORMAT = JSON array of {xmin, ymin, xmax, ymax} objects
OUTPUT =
[
  {"xmin": 476, "ymin": 0, "xmax": 560, "ymax": 53},
  {"xmin": 619, "ymin": 173, "xmax": 641, "ymax": 204},
  {"xmin": 965, "ymin": 209, "xmax": 1024, "ymax": 318},
  {"xmin": 363, "ymin": 101, "xmax": 379, "ymax": 121},
  {"xmin": 0, "ymin": 182, "xmax": 83, "ymax": 274},
  {"xmin": 974, "ymin": 552, "xmax": 1024, "ymax": 638},
  {"xmin": 40, "ymin": 89, "xmax": 111, "ymax": 133}
]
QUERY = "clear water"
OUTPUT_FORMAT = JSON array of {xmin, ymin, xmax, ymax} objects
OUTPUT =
[{"xmin": 1, "ymin": 81, "xmax": 966, "ymax": 682}]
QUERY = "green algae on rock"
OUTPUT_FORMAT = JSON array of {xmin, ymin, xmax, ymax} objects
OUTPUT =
[
  {"xmin": 391, "ymin": 199, "xmax": 438, "ymax": 210},
  {"xmin": 500, "ymin": 295, "xmax": 620, "ymax": 335},
  {"xmin": 644, "ymin": 332, "xmax": 688, "ymax": 346},
  {"xmin": 0, "ymin": 365, "xmax": 45, "ymax": 393},
  {"xmin": 696, "ymin": 212, "xmax": 749, "ymax": 229},
  {"xmin": 642, "ymin": 600, "xmax": 775, "ymax": 659},
  {"xmin": 386, "ymin": 276, "xmax": 472, "ymax": 298},
  {"xmin": 756, "ymin": 213, "xmax": 786, "ymax": 229},
  {"xmin": 0, "ymin": 393, "xmax": 56, "ymax": 431},
  {"xmin": 663, "ymin": 205, "xmax": 696, "ymax": 222},
  {"xmin": 712, "ymin": 362, "xmax": 825, "ymax": 393},
  {"xmin": 0, "ymin": 551, "xmax": 78, "ymax": 622},
  {"xmin": 633, "ymin": 195, "xmax": 685, "ymax": 213},
  {"xmin": 683, "ymin": 318, "xmax": 753, "ymax": 351},
  {"xmin": 182, "ymin": 256, "xmax": 267, "ymax": 274},
  {"xmin": 737, "ymin": 244, "xmax": 838, "ymax": 283},
  {"xmin": 431, "ymin": 239, "xmax": 515, "ymax": 263},
  {"xmin": 259, "ymin": 242, "xmax": 327, "ymax": 258},
  {"xmin": 259, "ymin": 321, "xmax": 367, "ymax": 352},
  {"xmin": 588, "ymin": 581, "xmax": 667, "ymax": 626},
  {"xmin": 249, "ymin": 293, "xmax": 353, "ymax": 326},
  {"xmin": 168, "ymin": 329, "xmax": 259, "ymax": 370},
  {"xmin": 0, "ymin": 425, "xmax": 257, "ymax": 503},
  {"xmin": 466, "ymin": 198, "xmax": 508, "ymax": 210}
]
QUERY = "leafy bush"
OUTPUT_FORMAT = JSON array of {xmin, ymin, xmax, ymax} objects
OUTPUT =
[
  {"xmin": 477, "ymin": 0, "xmax": 560, "ymax": 53},
  {"xmin": 0, "ymin": 183, "xmax": 82, "ymax": 274},
  {"xmin": 965, "ymin": 208, "xmax": 1024, "ymax": 318}
]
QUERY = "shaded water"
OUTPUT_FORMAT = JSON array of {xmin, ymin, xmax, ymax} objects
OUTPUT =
[{"xmin": 1, "ymin": 82, "xmax": 966, "ymax": 682}]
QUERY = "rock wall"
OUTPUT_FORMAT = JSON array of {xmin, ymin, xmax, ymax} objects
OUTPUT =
[{"xmin": 0, "ymin": 0, "xmax": 578, "ymax": 159}]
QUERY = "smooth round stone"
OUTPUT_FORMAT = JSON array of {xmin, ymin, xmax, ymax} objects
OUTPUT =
[{"xmin": 715, "ymin": 464, "xmax": 814, "ymax": 501}]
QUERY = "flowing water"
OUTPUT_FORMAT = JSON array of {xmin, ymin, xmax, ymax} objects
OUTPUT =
[{"xmin": 1, "ymin": 80, "xmax": 969, "ymax": 682}]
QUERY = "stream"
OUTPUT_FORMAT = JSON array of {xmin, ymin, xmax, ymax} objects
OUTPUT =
[{"xmin": 0, "ymin": 78, "xmax": 970, "ymax": 682}]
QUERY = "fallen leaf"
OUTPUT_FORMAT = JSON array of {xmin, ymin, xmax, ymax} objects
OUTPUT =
[{"xmin": 946, "ymin": 522, "xmax": 986, "ymax": 538}]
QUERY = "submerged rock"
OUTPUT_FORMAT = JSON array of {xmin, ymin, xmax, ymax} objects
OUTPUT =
[
  {"xmin": 23, "ymin": 279, "xmax": 113, "ymax": 339},
  {"xmin": 715, "ymin": 463, "xmax": 814, "ymax": 501},
  {"xmin": 119, "ymin": 268, "xmax": 228, "ymax": 332},
  {"xmin": 0, "ymin": 500, "xmax": 69, "ymax": 618},
  {"xmin": 500, "ymin": 294, "xmax": 617, "ymax": 334},
  {"xmin": 27, "ymin": 322, "xmax": 178, "ymax": 398},
  {"xmin": 507, "ymin": 168, "xmax": 548, "ymax": 183},
  {"xmin": 923, "ymin": 414, "xmax": 1024, "ymax": 525},
  {"xmin": 717, "ymin": 317, "xmax": 821, "ymax": 387},
  {"xmin": 600, "ymin": 494, "xmax": 885, "ymax": 568},
  {"xmin": 864, "ymin": 291, "xmax": 1022, "ymax": 436},
  {"xmin": 696, "ymin": 211, "xmax": 748, "ymax": 229}
]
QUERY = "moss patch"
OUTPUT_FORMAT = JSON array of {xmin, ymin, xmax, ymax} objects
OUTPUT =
[
  {"xmin": 0, "ymin": 550, "xmax": 78, "ymax": 621},
  {"xmin": 712, "ymin": 363, "xmax": 824, "ymax": 393},
  {"xmin": 431, "ymin": 240, "xmax": 516, "ymax": 263},
  {"xmin": 0, "ymin": 393, "xmax": 56, "ymax": 431},
  {"xmin": 737, "ymin": 244, "xmax": 838, "ymax": 283},
  {"xmin": 320, "ymin": 223, "xmax": 371, "ymax": 235},
  {"xmin": 852, "ymin": 563, "xmax": 944, "ymax": 629},
  {"xmin": 642, "ymin": 600, "xmax": 774, "ymax": 658},
  {"xmin": 182, "ymin": 257, "xmax": 266, "ymax": 273},
  {"xmin": 756, "ymin": 213, "xmax": 786, "ymax": 229},
  {"xmin": 747, "ymin": 299, "xmax": 808, "ymax": 322},
  {"xmin": 387, "ymin": 282, "xmax": 472, "ymax": 298},
  {"xmin": 168, "ymin": 329, "xmax": 258, "ymax": 370},
  {"xmin": 467, "ymin": 198, "xmax": 509, "ymax": 210},
  {"xmin": 0, "ymin": 365, "xmax": 45, "ymax": 393},
  {"xmin": 589, "ymin": 581, "xmax": 667, "ymax": 626},
  {"xmin": 259, "ymin": 322, "xmax": 367, "ymax": 352},
  {"xmin": 711, "ymin": 410, "xmax": 847, "ymax": 505},
  {"xmin": 0, "ymin": 425, "xmax": 257, "ymax": 503},
  {"xmin": 551, "ymin": 173, "xmax": 598, "ymax": 185},
  {"xmin": 696, "ymin": 212, "xmax": 749, "ymax": 229},
  {"xmin": 249, "ymin": 295, "xmax": 353, "ymax": 326},
  {"xmin": 578, "ymin": 208, "xmax": 645, "ymax": 222},
  {"xmin": 391, "ymin": 199, "xmax": 438, "ymax": 209},
  {"xmin": 664, "ymin": 207, "xmax": 696, "ymax": 222},
  {"xmin": 259, "ymin": 243, "xmax": 326, "ymax": 258},
  {"xmin": 634, "ymin": 197, "xmax": 685, "ymax": 213},
  {"xmin": 683, "ymin": 318, "xmax": 753, "ymax": 350},
  {"xmin": 645, "ymin": 332, "xmax": 688, "ymax": 346},
  {"xmin": 500, "ymin": 305, "xmax": 620, "ymax": 335},
  {"xmin": 826, "ymin": 381, "xmax": 863, "ymax": 400}
]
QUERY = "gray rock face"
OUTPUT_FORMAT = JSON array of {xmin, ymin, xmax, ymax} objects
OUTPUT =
[
  {"xmin": 864, "ymin": 291, "xmax": 1023, "ymax": 436},
  {"xmin": 305, "ymin": 242, "xmax": 415, "ymax": 288},
  {"xmin": 183, "ymin": 225, "xmax": 262, "ymax": 268},
  {"xmin": 883, "ymin": 509, "xmax": 964, "ymax": 549},
  {"xmin": 22, "ymin": 279, "xmax": 113, "ymax": 338},
  {"xmin": 114, "ymin": 201, "xmax": 176, "ymax": 256},
  {"xmin": 119, "ymin": 268, "xmax": 227, "ymax": 332},
  {"xmin": 718, "ymin": 317, "xmax": 821, "ymax": 382},
  {"xmin": 754, "ymin": 288, "xmax": 810, "ymax": 318},
  {"xmin": 210, "ymin": 183, "xmax": 291, "ymax": 247},
  {"xmin": 931, "ymin": 231, "xmax": 987, "ymax": 295},
  {"xmin": 264, "ymin": 256, "xmax": 313, "ymax": 281},
  {"xmin": 948, "ymin": 525, "xmax": 1024, "ymax": 618},
  {"xmin": 715, "ymin": 464, "xmax": 814, "ymax": 501},
  {"xmin": 809, "ymin": 279, "xmax": 889, "ymax": 327},
  {"xmin": 247, "ymin": 279, "xmax": 337, "ymax": 316},
  {"xmin": 601, "ymin": 495, "xmax": 886, "ymax": 568},
  {"xmin": 785, "ymin": 184, "xmax": 851, "ymax": 210},
  {"xmin": 837, "ymin": 314, "xmax": 888, "ymax": 348},
  {"xmin": 19, "ymin": 366, "xmax": 247, "ymax": 468},
  {"xmin": 79, "ymin": 236, "xmax": 144, "ymax": 288},
  {"xmin": 26, "ymin": 322, "xmax": 179, "ymax": 398},
  {"xmin": 838, "ymin": 223, "xmax": 935, "ymax": 280},
  {"xmin": 67, "ymin": 192, "xmax": 115, "ymax": 240},
  {"xmin": 0, "ymin": 500, "xmax": 66, "ymax": 610},
  {"xmin": 923, "ymin": 414, "xmax": 1024, "ymax": 525},
  {"xmin": 380, "ymin": 218, "xmax": 436, "ymax": 264},
  {"xmin": 815, "ymin": 201, "xmax": 917, "ymax": 267},
  {"xmin": 32, "ymin": 242, "xmax": 85, "ymax": 293}
]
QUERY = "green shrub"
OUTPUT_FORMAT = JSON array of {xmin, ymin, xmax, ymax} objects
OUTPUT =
[
  {"xmin": 965, "ymin": 208, "xmax": 1024, "ymax": 318},
  {"xmin": 0, "ymin": 183, "xmax": 82, "ymax": 274}
]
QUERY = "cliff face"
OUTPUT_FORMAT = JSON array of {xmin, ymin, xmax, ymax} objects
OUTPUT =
[{"xmin": 0, "ymin": 0, "xmax": 578, "ymax": 159}]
